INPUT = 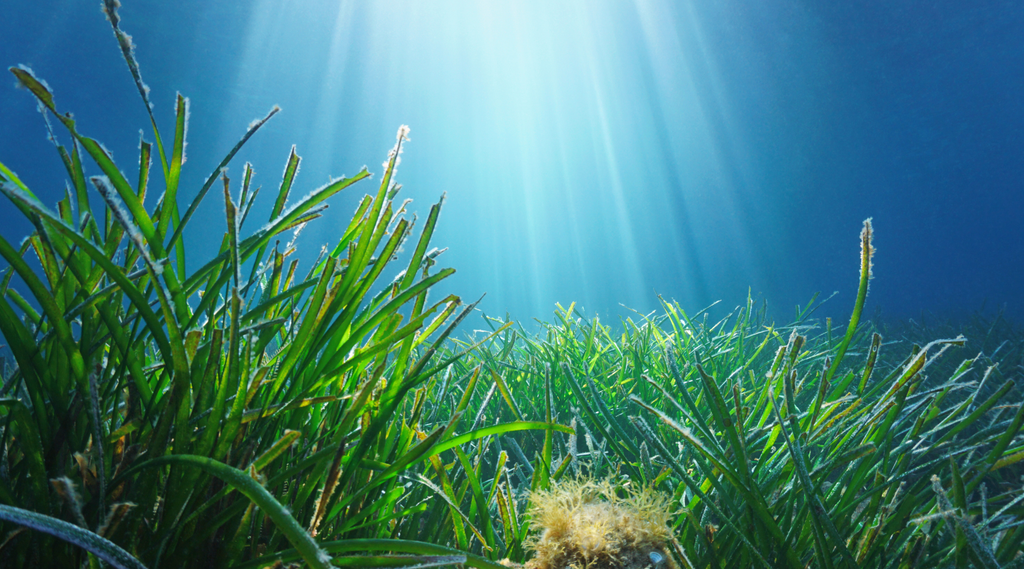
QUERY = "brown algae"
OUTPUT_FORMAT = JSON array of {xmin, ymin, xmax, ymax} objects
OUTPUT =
[{"xmin": 514, "ymin": 477, "xmax": 678, "ymax": 569}]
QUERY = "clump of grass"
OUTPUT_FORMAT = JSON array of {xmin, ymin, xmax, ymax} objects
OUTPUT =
[
  {"xmin": 1, "ymin": 2, "xmax": 564, "ymax": 568},
  {"xmin": 441, "ymin": 219, "xmax": 1024, "ymax": 568}
]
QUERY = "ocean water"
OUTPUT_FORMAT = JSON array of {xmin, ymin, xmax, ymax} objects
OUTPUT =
[{"xmin": 2, "ymin": 0, "xmax": 1022, "ymax": 328}]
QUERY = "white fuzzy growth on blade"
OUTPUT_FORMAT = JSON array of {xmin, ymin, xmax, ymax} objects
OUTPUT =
[
  {"xmin": 252, "ymin": 186, "xmax": 327, "ymax": 237},
  {"xmin": 90, "ymin": 176, "xmax": 162, "ymax": 276},
  {"xmin": 116, "ymin": 30, "xmax": 134, "ymax": 53},
  {"xmin": 92, "ymin": 177, "xmax": 140, "ymax": 243},
  {"xmin": 281, "ymin": 144, "xmax": 299, "ymax": 173},
  {"xmin": 13, "ymin": 64, "xmax": 52, "ymax": 93},
  {"xmin": 36, "ymin": 102, "xmax": 60, "ymax": 145},
  {"xmin": 249, "ymin": 167, "xmax": 360, "ymax": 243},
  {"xmin": 395, "ymin": 198, "xmax": 413, "ymax": 218},
  {"xmin": 11, "ymin": 66, "xmax": 50, "ymax": 98},
  {"xmin": 101, "ymin": 0, "xmax": 123, "ymax": 25},
  {"xmin": 181, "ymin": 94, "xmax": 190, "ymax": 165},
  {"xmin": 860, "ymin": 217, "xmax": 875, "ymax": 286},
  {"xmin": 249, "ymin": 105, "xmax": 281, "ymax": 131},
  {"xmin": 114, "ymin": 29, "xmax": 153, "ymax": 110},
  {"xmin": 382, "ymin": 125, "xmax": 411, "ymax": 171},
  {"xmin": 285, "ymin": 221, "xmax": 308, "ymax": 253},
  {"xmin": 96, "ymin": 141, "xmax": 116, "ymax": 161}
]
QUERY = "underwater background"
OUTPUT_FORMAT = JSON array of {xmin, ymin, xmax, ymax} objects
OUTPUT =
[{"xmin": 2, "ymin": 0, "xmax": 1022, "ymax": 326}]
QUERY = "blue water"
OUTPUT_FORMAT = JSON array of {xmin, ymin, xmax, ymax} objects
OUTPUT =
[{"xmin": 2, "ymin": 0, "xmax": 1022, "ymax": 327}]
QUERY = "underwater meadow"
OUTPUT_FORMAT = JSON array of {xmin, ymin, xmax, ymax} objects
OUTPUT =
[{"xmin": 2, "ymin": 2, "xmax": 1024, "ymax": 569}]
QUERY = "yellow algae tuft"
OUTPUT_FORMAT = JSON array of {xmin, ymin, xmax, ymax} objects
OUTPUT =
[{"xmin": 517, "ymin": 477, "xmax": 678, "ymax": 569}]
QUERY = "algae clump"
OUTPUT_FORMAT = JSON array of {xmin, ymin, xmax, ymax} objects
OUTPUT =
[{"xmin": 513, "ymin": 477, "xmax": 678, "ymax": 569}]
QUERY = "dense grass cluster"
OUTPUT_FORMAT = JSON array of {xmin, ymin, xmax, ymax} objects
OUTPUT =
[
  {"xmin": 453, "ymin": 297, "xmax": 1024, "ymax": 568},
  {"xmin": 1, "ymin": 3, "xmax": 1022, "ymax": 568}
]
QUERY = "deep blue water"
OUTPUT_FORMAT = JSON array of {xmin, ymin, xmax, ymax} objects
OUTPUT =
[{"xmin": 2, "ymin": 0, "xmax": 1022, "ymax": 328}]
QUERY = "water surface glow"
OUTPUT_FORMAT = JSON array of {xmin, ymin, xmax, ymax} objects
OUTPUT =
[{"xmin": 2, "ymin": 0, "xmax": 1022, "ymax": 325}]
